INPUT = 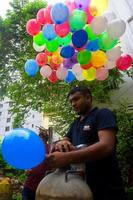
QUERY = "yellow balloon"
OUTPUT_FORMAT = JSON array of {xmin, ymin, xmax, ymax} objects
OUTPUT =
[
  {"xmin": 91, "ymin": 51, "xmax": 107, "ymax": 68},
  {"xmin": 82, "ymin": 67, "xmax": 96, "ymax": 81},
  {"xmin": 90, "ymin": 0, "xmax": 108, "ymax": 16},
  {"xmin": 51, "ymin": 51, "xmax": 63, "ymax": 65}
]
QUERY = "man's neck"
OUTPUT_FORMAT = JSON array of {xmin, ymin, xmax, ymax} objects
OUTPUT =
[{"xmin": 80, "ymin": 106, "xmax": 94, "ymax": 121}]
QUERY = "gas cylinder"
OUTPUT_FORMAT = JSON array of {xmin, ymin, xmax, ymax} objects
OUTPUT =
[{"xmin": 36, "ymin": 168, "xmax": 93, "ymax": 200}]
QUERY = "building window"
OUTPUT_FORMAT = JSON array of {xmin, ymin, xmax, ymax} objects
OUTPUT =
[
  {"xmin": 7, "ymin": 118, "xmax": 11, "ymax": 123},
  {"xmin": 32, "ymin": 114, "xmax": 34, "ymax": 118},
  {"xmin": 5, "ymin": 126, "xmax": 10, "ymax": 132},
  {"xmin": 0, "ymin": 112, "xmax": 2, "ymax": 116},
  {"xmin": 9, "ymin": 102, "xmax": 13, "ymax": 107},
  {"xmin": 0, "ymin": 104, "xmax": 3, "ymax": 108},
  {"xmin": 8, "ymin": 110, "xmax": 11, "ymax": 114},
  {"xmin": 32, "ymin": 124, "xmax": 34, "ymax": 128}
]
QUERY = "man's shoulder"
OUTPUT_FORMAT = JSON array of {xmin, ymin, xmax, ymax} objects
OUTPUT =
[{"xmin": 97, "ymin": 108, "xmax": 115, "ymax": 117}]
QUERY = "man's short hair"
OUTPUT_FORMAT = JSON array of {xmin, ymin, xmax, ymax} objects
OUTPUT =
[{"xmin": 67, "ymin": 86, "xmax": 92, "ymax": 98}]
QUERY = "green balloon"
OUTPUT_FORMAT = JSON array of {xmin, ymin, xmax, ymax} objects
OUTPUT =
[
  {"xmin": 58, "ymin": 33, "xmax": 72, "ymax": 46},
  {"xmin": 99, "ymin": 32, "xmax": 118, "ymax": 51},
  {"xmin": 46, "ymin": 38, "xmax": 59, "ymax": 52},
  {"xmin": 77, "ymin": 50, "xmax": 91, "ymax": 65},
  {"xmin": 33, "ymin": 32, "xmax": 46, "ymax": 46},
  {"xmin": 69, "ymin": 10, "xmax": 87, "ymax": 32},
  {"xmin": 84, "ymin": 25, "xmax": 97, "ymax": 41}
]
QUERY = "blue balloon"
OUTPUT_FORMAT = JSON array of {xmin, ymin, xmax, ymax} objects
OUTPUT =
[
  {"xmin": 61, "ymin": 46, "xmax": 75, "ymax": 58},
  {"xmin": 2, "ymin": 128, "xmax": 46, "ymax": 170},
  {"xmin": 65, "ymin": 70, "xmax": 76, "ymax": 83},
  {"xmin": 72, "ymin": 30, "xmax": 88, "ymax": 48},
  {"xmin": 24, "ymin": 59, "xmax": 39, "ymax": 77},
  {"xmin": 86, "ymin": 39, "xmax": 100, "ymax": 51},
  {"xmin": 42, "ymin": 24, "xmax": 57, "ymax": 41},
  {"xmin": 51, "ymin": 3, "xmax": 69, "ymax": 24}
]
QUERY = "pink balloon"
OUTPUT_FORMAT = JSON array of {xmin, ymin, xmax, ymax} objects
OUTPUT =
[
  {"xmin": 55, "ymin": 21, "xmax": 70, "ymax": 37},
  {"xmin": 48, "ymin": 70, "xmax": 58, "ymax": 83},
  {"xmin": 96, "ymin": 68, "xmax": 109, "ymax": 81},
  {"xmin": 65, "ymin": 1, "xmax": 76, "ymax": 15},
  {"xmin": 36, "ymin": 53, "xmax": 48, "ymax": 66},
  {"xmin": 26, "ymin": 19, "xmax": 41, "ymax": 36},
  {"xmin": 37, "ymin": 9, "xmax": 46, "ymax": 25},
  {"xmin": 116, "ymin": 54, "xmax": 133, "ymax": 71},
  {"xmin": 40, "ymin": 65, "xmax": 52, "ymax": 78},
  {"xmin": 85, "ymin": 7, "xmax": 94, "ymax": 24}
]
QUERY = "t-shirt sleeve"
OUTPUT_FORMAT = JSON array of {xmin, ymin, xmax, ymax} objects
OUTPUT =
[{"xmin": 96, "ymin": 108, "xmax": 117, "ymax": 131}]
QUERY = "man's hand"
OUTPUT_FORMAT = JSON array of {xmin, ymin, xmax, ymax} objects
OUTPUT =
[
  {"xmin": 46, "ymin": 151, "xmax": 70, "ymax": 169},
  {"xmin": 53, "ymin": 139, "xmax": 75, "ymax": 152}
]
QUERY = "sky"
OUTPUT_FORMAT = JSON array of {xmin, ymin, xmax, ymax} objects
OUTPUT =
[{"xmin": 0, "ymin": 0, "xmax": 66, "ymax": 18}]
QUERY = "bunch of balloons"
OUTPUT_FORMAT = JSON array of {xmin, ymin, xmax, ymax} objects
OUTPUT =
[{"xmin": 24, "ymin": 0, "xmax": 133, "ymax": 83}]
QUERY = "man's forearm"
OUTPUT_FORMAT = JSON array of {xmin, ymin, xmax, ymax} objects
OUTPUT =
[{"xmin": 64, "ymin": 141, "xmax": 114, "ymax": 164}]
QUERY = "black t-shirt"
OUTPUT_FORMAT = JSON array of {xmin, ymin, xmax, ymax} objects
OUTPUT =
[{"xmin": 65, "ymin": 107, "xmax": 126, "ymax": 200}]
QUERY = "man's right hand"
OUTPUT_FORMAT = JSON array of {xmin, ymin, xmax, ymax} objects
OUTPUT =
[{"xmin": 53, "ymin": 139, "xmax": 75, "ymax": 152}]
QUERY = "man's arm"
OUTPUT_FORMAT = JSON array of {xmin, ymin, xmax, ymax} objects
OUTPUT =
[{"xmin": 46, "ymin": 128, "xmax": 116, "ymax": 168}]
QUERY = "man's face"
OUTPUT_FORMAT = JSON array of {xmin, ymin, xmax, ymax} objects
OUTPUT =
[{"xmin": 68, "ymin": 91, "xmax": 92, "ymax": 115}]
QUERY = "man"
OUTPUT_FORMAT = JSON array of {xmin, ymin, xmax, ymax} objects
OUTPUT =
[{"xmin": 47, "ymin": 86, "xmax": 126, "ymax": 200}]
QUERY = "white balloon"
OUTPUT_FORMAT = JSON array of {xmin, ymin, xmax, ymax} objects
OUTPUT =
[
  {"xmin": 40, "ymin": 65, "xmax": 52, "ymax": 78},
  {"xmin": 107, "ymin": 19, "xmax": 126, "ymax": 39},
  {"xmin": 33, "ymin": 43, "xmax": 45, "ymax": 52},
  {"xmin": 104, "ymin": 60, "xmax": 116, "ymax": 69},
  {"xmin": 72, "ymin": 63, "xmax": 82, "ymax": 75},
  {"xmin": 106, "ymin": 46, "xmax": 122, "ymax": 61},
  {"xmin": 90, "ymin": 16, "xmax": 108, "ymax": 35},
  {"xmin": 56, "ymin": 65, "xmax": 68, "ymax": 80},
  {"xmin": 76, "ymin": 73, "xmax": 85, "ymax": 81},
  {"xmin": 103, "ymin": 11, "xmax": 116, "ymax": 23}
]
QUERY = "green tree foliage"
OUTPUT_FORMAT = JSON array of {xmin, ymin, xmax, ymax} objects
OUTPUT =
[{"xmin": 114, "ymin": 104, "xmax": 133, "ymax": 187}]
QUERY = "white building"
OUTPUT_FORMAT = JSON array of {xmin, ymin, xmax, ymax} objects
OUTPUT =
[
  {"xmin": 108, "ymin": 0, "xmax": 133, "ymax": 107},
  {"xmin": 0, "ymin": 97, "xmax": 60, "ymax": 141},
  {"xmin": 109, "ymin": 0, "xmax": 133, "ymax": 55},
  {"xmin": 0, "ymin": 97, "xmax": 43, "ymax": 136}
]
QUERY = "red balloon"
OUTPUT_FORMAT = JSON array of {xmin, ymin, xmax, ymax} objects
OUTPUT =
[
  {"xmin": 48, "ymin": 70, "xmax": 58, "ymax": 83},
  {"xmin": 36, "ymin": 53, "xmax": 48, "ymax": 66},
  {"xmin": 44, "ymin": 5, "xmax": 53, "ymax": 24},
  {"xmin": 55, "ymin": 21, "xmax": 70, "ymax": 37},
  {"xmin": 44, "ymin": 49, "xmax": 53, "ymax": 57},
  {"xmin": 50, "ymin": 59, "xmax": 60, "ymax": 70},
  {"xmin": 37, "ymin": 8, "xmax": 46, "ymax": 25},
  {"xmin": 26, "ymin": 19, "xmax": 41, "ymax": 36},
  {"xmin": 116, "ymin": 54, "xmax": 133, "ymax": 71}
]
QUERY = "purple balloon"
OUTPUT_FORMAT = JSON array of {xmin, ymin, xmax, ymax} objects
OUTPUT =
[
  {"xmin": 63, "ymin": 53, "xmax": 77, "ymax": 69},
  {"xmin": 75, "ymin": 0, "xmax": 91, "ymax": 10}
]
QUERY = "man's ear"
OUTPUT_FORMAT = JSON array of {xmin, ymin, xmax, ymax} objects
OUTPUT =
[{"xmin": 86, "ymin": 94, "xmax": 92, "ymax": 102}]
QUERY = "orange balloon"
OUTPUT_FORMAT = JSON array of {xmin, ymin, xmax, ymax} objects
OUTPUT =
[
  {"xmin": 51, "ymin": 52, "xmax": 64, "ymax": 65},
  {"xmin": 89, "ymin": 6, "xmax": 98, "ymax": 16},
  {"xmin": 81, "ymin": 62, "xmax": 92, "ymax": 70}
]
